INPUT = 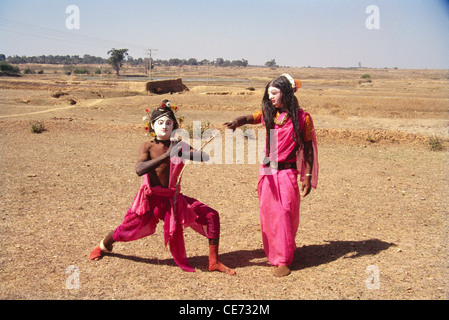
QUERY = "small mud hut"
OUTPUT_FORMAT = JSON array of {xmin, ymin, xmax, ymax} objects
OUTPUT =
[{"xmin": 146, "ymin": 78, "xmax": 189, "ymax": 94}]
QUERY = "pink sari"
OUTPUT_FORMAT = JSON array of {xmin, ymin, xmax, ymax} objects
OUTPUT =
[
  {"xmin": 112, "ymin": 142, "xmax": 216, "ymax": 272},
  {"xmin": 258, "ymin": 109, "xmax": 318, "ymax": 266}
]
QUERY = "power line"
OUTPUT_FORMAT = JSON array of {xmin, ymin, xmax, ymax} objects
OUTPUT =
[
  {"xmin": 0, "ymin": 17, "xmax": 148, "ymax": 55},
  {"xmin": 1, "ymin": 17, "xmax": 209, "ymax": 61}
]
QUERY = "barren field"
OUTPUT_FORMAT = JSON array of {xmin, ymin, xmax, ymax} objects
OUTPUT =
[{"xmin": 0, "ymin": 65, "xmax": 448, "ymax": 300}]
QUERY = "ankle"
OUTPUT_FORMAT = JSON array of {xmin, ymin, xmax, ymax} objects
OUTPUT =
[
  {"xmin": 100, "ymin": 239, "xmax": 113, "ymax": 252},
  {"xmin": 273, "ymin": 265, "xmax": 291, "ymax": 277},
  {"xmin": 208, "ymin": 244, "xmax": 219, "ymax": 264}
]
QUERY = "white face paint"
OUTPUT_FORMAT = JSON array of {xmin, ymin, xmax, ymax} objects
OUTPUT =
[
  {"xmin": 152, "ymin": 115, "xmax": 174, "ymax": 140},
  {"xmin": 268, "ymin": 86, "xmax": 283, "ymax": 108}
]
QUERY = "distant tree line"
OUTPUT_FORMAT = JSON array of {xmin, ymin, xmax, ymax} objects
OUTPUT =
[
  {"xmin": 152, "ymin": 58, "xmax": 249, "ymax": 68},
  {"xmin": 2, "ymin": 54, "xmax": 107, "ymax": 65},
  {"xmin": 1, "ymin": 53, "xmax": 251, "ymax": 68}
]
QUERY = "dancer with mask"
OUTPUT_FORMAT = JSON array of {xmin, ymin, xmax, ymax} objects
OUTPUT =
[
  {"xmin": 224, "ymin": 74, "xmax": 318, "ymax": 277},
  {"xmin": 89, "ymin": 100, "xmax": 235, "ymax": 275}
]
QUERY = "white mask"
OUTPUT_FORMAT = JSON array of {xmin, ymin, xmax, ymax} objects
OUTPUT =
[
  {"xmin": 152, "ymin": 116, "xmax": 174, "ymax": 140},
  {"xmin": 268, "ymin": 86, "xmax": 283, "ymax": 108}
]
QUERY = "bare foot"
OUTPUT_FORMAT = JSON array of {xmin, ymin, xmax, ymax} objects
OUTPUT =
[{"xmin": 273, "ymin": 265, "xmax": 291, "ymax": 277}]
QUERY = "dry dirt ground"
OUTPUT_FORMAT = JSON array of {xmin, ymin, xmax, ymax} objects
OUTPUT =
[{"xmin": 0, "ymin": 66, "xmax": 448, "ymax": 300}]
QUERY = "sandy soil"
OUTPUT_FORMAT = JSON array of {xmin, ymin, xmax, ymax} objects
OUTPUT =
[{"xmin": 0, "ymin": 66, "xmax": 448, "ymax": 300}]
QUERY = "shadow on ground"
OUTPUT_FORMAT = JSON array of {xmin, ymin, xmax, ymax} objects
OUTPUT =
[{"xmin": 105, "ymin": 239, "xmax": 395, "ymax": 272}]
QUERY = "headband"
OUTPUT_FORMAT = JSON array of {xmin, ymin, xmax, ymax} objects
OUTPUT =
[
  {"xmin": 281, "ymin": 73, "xmax": 302, "ymax": 92},
  {"xmin": 151, "ymin": 109, "xmax": 174, "ymax": 123}
]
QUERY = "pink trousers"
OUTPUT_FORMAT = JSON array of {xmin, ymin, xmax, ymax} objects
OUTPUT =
[{"xmin": 113, "ymin": 194, "xmax": 220, "ymax": 242}]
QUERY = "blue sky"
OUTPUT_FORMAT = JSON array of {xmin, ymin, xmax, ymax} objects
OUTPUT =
[{"xmin": 1, "ymin": 0, "xmax": 448, "ymax": 68}]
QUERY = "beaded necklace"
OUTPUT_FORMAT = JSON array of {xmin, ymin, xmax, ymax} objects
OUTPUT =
[{"xmin": 273, "ymin": 112, "xmax": 289, "ymax": 126}]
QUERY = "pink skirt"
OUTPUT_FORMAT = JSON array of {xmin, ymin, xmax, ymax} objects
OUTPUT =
[{"xmin": 258, "ymin": 166, "xmax": 300, "ymax": 266}]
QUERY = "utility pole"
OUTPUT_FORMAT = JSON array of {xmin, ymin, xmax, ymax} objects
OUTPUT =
[{"xmin": 146, "ymin": 48, "xmax": 158, "ymax": 80}]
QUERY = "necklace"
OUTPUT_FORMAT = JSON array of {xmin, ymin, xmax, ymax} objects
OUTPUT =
[{"xmin": 273, "ymin": 113, "xmax": 289, "ymax": 126}]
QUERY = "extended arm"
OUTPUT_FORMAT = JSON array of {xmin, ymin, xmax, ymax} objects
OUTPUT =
[{"xmin": 223, "ymin": 114, "xmax": 255, "ymax": 131}]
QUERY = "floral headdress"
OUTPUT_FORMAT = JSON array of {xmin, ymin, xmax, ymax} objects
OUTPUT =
[
  {"xmin": 281, "ymin": 73, "xmax": 302, "ymax": 92},
  {"xmin": 143, "ymin": 100, "xmax": 184, "ymax": 137}
]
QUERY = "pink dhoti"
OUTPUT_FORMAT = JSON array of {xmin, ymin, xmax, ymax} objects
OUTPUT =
[{"xmin": 112, "ymin": 145, "xmax": 220, "ymax": 272}]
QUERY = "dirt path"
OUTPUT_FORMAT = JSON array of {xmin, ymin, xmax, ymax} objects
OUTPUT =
[{"xmin": 0, "ymin": 98, "xmax": 105, "ymax": 119}]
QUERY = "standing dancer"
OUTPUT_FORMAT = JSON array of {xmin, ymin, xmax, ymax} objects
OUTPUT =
[
  {"xmin": 90, "ymin": 100, "xmax": 235, "ymax": 275},
  {"xmin": 224, "ymin": 74, "xmax": 318, "ymax": 277}
]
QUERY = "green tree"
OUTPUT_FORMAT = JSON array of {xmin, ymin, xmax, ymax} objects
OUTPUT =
[
  {"xmin": 265, "ymin": 59, "xmax": 278, "ymax": 68},
  {"xmin": 0, "ymin": 61, "xmax": 20, "ymax": 75},
  {"xmin": 107, "ymin": 48, "xmax": 129, "ymax": 75},
  {"xmin": 186, "ymin": 58, "xmax": 198, "ymax": 66},
  {"xmin": 215, "ymin": 57, "xmax": 224, "ymax": 67}
]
